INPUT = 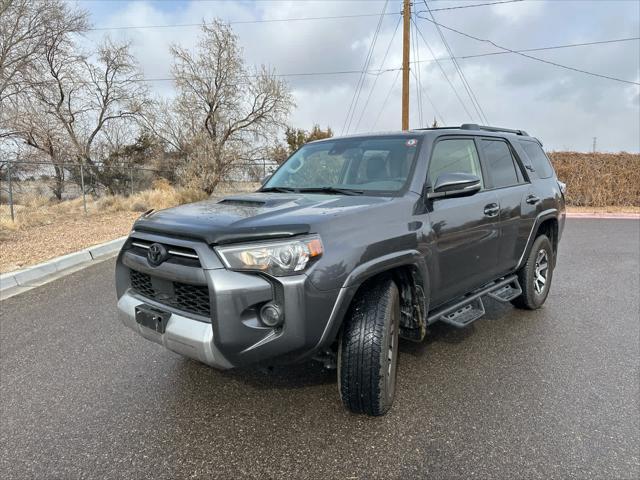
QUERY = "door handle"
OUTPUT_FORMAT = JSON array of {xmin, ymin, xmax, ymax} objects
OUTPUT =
[
  {"xmin": 526, "ymin": 194, "xmax": 541, "ymax": 205},
  {"xmin": 484, "ymin": 203, "xmax": 499, "ymax": 217}
]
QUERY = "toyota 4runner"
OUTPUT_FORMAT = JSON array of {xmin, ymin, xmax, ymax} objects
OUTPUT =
[{"xmin": 115, "ymin": 124, "xmax": 566, "ymax": 416}]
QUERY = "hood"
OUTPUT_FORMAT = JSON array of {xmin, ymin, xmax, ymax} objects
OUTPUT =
[{"xmin": 132, "ymin": 192, "xmax": 391, "ymax": 245}]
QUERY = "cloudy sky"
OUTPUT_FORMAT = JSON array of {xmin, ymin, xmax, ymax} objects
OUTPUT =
[{"xmin": 79, "ymin": 0, "xmax": 639, "ymax": 152}]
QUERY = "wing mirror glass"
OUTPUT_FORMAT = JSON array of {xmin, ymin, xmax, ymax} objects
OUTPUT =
[
  {"xmin": 426, "ymin": 172, "xmax": 482, "ymax": 200},
  {"xmin": 260, "ymin": 174, "xmax": 272, "ymax": 185}
]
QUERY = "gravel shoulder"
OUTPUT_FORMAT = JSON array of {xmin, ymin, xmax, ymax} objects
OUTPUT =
[{"xmin": 0, "ymin": 211, "xmax": 138, "ymax": 272}]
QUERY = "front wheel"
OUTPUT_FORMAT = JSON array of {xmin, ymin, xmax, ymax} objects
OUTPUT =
[
  {"xmin": 511, "ymin": 234, "xmax": 554, "ymax": 310},
  {"xmin": 338, "ymin": 277, "xmax": 400, "ymax": 416}
]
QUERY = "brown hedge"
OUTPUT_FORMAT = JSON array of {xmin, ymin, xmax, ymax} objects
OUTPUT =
[{"xmin": 547, "ymin": 152, "xmax": 640, "ymax": 207}]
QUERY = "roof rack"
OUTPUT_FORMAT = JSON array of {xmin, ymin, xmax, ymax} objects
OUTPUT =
[
  {"xmin": 412, "ymin": 126, "xmax": 459, "ymax": 131},
  {"xmin": 460, "ymin": 124, "xmax": 529, "ymax": 136},
  {"xmin": 412, "ymin": 124, "xmax": 529, "ymax": 136}
]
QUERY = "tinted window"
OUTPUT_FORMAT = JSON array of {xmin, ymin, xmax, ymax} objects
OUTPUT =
[
  {"xmin": 521, "ymin": 141, "xmax": 554, "ymax": 179},
  {"xmin": 481, "ymin": 139, "xmax": 520, "ymax": 188},
  {"xmin": 428, "ymin": 139, "xmax": 483, "ymax": 188}
]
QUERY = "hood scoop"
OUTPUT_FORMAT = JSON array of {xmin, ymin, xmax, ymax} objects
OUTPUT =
[
  {"xmin": 218, "ymin": 196, "xmax": 294, "ymax": 208},
  {"xmin": 218, "ymin": 198, "xmax": 266, "ymax": 207}
]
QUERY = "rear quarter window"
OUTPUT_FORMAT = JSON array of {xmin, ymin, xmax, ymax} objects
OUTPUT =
[{"xmin": 520, "ymin": 141, "xmax": 555, "ymax": 179}]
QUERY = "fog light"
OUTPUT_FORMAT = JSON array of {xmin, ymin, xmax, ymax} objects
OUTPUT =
[{"xmin": 260, "ymin": 303, "xmax": 283, "ymax": 327}]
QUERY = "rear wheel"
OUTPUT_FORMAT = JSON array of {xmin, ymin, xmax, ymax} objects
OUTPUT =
[
  {"xmin": 338, "ymin": 277, "xmax": 400, "ymax": 416},
  {"xmin": 511, "ymin": 234, "xmax": 554, "ymax": 310}
]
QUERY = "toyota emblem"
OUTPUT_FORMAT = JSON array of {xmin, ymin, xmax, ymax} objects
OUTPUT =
[{"xmin": 147, "ymin": 243, "xmax": 168, "ymax": 267}]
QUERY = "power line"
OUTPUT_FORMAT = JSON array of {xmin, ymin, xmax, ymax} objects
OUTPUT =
[
  {"xmin": 449, "ymin": 37, "xmax": 640, "ymax": 61},
  {"xmin": 415, "ymin": 14, "xmax": 640, "ymax": 86},
  {"xmin": 87, "ymin": 12, "xmax": 401, "ymax": 31},
  {"xmin": 372, "ymin": 69, "xmax": 402, "ymax": 131},
  {"xmin": 411, "ymin": 68, "xmax": 446, "ymax": 126},
  {"xmin": 27, "ymin": 67, "xmax": 402, "ymax": 89},
  {"xmin": 36, "ymin": 37, "xmax": 633, "ymax": 86},
  {"xmin": 412, "ymin": 17, "xmax": 476, "ymax": 121},
  {"xmin": 145, "ymin": 67, "xmax": 401, "ymax": 81},
  {"xmin": 342, "ymin": 0, "xmax": 389, "ymax": 135},
  {"xmin": 414, "ymin": 0, "xmax": 523, "ymax": 14},
  {"xmin": 86, "ymin": 1, "xmax": 521, "ymax": 32},
  {"xmin": 422, "ymin": 0, "xmax": 489, "ymax": 124},
  {"xmin": 354, "ymin": 15, "xmax": 402, "ymax": 132}
]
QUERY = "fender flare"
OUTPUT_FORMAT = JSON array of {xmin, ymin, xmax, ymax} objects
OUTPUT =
[
  {"xmin": 313, "ymin": 250, "xmax": 429, "ymax": 350},
  {"xmin": 515, "ymin": 208, "xmax": 559, "ymax": 270}
]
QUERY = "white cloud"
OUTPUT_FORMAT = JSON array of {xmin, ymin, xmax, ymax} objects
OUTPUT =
[{"xmin": 82, "ymin": 0, "xmax": 640, "ymax": 152}]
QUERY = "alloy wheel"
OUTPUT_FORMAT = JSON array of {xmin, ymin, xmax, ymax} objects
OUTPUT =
[{"xmin": 534, "ymin": 249, "xmax": 549, "ymax": 295}]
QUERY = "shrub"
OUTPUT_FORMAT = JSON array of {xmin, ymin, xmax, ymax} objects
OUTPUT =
[{"xmin": 549, "ymin": 152, "xmax": 640, "ymax": 207}]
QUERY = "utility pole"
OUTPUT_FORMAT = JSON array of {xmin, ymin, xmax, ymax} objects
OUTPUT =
[
  {"xmin": 592, "ymin": 137, "xmax": 597, "ymax": 153},
  {"xmin": 401, "ymin": 0, "xmax": 411, "ymax": 130}
]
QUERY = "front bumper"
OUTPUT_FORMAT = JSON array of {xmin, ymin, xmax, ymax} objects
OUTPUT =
[
  {"xmin": 116, "ymin": 231, "xmax": 341, "ymax": 369},
  {"xmin": 118, "ymin": 291, "xmax": 233, "ymax": 369}
]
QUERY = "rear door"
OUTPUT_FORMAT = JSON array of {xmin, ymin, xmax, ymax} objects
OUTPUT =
[
  {"xmin": 478, "ymin": 138, "xmax": 536, "ymax": 275},
  {"xmin": 425, "ymin": 137, "xmax": 501, "ymax": 306}
]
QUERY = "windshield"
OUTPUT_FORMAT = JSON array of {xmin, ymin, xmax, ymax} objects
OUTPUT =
[{"xmin": 263, "ymin": 136, "xmax": 420, "ymax": 194}]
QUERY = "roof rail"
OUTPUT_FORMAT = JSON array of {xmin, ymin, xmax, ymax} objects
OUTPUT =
[
  {"xmin": 460, "ymin": 124, "xmax": 529, "ymax": 136},
  {"xmin": 411, "ymin": 126, "xmax": 460, "ymax": 131}
]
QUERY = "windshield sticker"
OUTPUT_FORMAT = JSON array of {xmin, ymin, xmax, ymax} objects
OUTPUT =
[{"xmin": 406, "ymin": 139, "xmax": 418, "ymax": 147}]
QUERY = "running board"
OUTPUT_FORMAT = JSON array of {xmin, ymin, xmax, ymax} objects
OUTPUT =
[
  {"xmin": 440, "ymin": 298, "xmax": 485, "ymax": 328},
  {"xmin": 427, "ymin": 275, "xmax": 519, "ymax": 328},
  {"xmin": 487, "ymin": 278, "xmax": 522, "ymax": 302}
]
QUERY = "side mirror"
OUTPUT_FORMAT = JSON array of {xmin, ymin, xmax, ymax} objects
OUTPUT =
[
  {"xmin": 260, "ymin": 174, "xmax": 272, "ymax": 185},
  {"xmin": 426, "ymin": 172, "xmax": 481, "ymax": 200}
]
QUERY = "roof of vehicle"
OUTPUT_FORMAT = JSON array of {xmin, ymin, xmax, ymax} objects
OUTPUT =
[{"xmin": 309, "ymin": 124, "xmax": 541, "ymax": 144}]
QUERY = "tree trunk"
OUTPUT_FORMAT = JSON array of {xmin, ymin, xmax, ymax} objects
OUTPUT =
[{"xmin": 51, "ymin": 163, "xmax": 65, "ymax": 200}]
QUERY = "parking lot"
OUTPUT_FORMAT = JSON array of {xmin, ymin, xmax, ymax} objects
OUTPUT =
[{"xmin": 1, "ymin": 219, "xmax": 638, "ymax": 479}]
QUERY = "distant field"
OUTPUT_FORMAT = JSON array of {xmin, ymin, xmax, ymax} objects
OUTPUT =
[{"xmin": 549, "ymin": 151, "xmax": 640, "ymax": 207}]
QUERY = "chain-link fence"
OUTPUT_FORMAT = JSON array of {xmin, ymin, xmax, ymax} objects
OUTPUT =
[{"xmin": 0, "ymin": 159, "xmax": 278, "ymax": 221}]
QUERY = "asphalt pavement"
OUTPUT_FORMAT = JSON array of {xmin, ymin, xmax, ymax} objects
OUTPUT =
[{"xmin": 1, "ymin": 219, "xmax": 638, "ymax": 479}]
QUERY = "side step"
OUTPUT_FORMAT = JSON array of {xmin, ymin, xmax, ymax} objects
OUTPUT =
[
  {"xmin": 427, "ymin": 275, "xmax": 520, "ymax": 328},
  {"xmin": 440, "ymin": 298, "xmax": 485, "ymax": 328},
  {"xmin": 487, "ymin": 278, "xmax": 522, "ymax": 302}
]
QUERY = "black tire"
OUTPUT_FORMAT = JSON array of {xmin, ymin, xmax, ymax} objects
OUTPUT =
[
  {"xmin": 338, "ymin": 277, "xmax": 400, "ymax": 416},
  {"xmin": 511, "ymin": 234, "xmax": 554, "ymax": 310}
]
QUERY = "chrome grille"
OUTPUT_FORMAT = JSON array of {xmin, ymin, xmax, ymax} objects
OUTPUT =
[{"xmin": 129, "ymin": 239, "xmax": 201, "ymax": 268}]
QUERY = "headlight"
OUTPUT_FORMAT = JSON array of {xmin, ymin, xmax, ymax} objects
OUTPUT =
[{"xmin": 215, "ymin": 235, "xmax": 323, "ymax": 276}]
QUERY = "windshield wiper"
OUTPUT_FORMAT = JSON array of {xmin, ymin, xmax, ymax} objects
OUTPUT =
[
  {"xmin": 296, "ymin": 186, "xmax": 364, "ymax": 196},
  {"xmin": 259, "ymin": 186, "xmax": 299, "ymax": 193}
]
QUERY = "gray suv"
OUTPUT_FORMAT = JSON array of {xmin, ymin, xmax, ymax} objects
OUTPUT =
[{"xmin": 115, "ymin": 124, "xmax": 566, "ymax": 416}]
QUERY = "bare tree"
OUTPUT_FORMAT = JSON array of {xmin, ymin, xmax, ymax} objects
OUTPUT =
[
  {"xmin": 5, "ymin": 31, "xmax": 149, "ymax": 195},
  {"xmin": 0, "ymin": 0, "xmax": 87, "ymax": 106},
  {"xmin": 145, "ymin": 20, "xmax": 294, "ymax": 193},
  {"xmin": 7, "ymin": 94, "xmax": 71, "ymax": 198}
]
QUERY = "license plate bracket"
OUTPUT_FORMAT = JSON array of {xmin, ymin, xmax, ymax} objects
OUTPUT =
[{"xmin": 135, "ymin": 304, "xmax": 171, "ymax": 334}]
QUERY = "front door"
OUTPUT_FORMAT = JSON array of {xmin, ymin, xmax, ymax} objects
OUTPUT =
[{"xmin": 425, "ymin": 137, "xmax": 501, "ymax": 307}]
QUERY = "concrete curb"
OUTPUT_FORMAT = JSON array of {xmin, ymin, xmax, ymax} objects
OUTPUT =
[
  {"xmin": 566, "ymin": 212, "xmax": 640, "ymax": 220},
  {"xmin": 0, "ymin": 236, "xmax": 126, "ymax": 299}
]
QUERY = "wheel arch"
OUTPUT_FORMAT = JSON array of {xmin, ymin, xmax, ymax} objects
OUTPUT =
[
  {"xmin": 516, "ymin": 209, "xmax": 560, "ymax": 270},
  {"xmin": 536, "ymin": 217, "xmax": 559, "ymax": 260},
  {"xmin": 316, "ymin": 251, "xmax": 430, "ymax": 349}
]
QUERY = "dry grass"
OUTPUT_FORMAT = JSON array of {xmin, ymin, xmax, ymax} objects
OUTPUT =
[
  {"xmin": 549, "ymin": 151, "xmax": 640, "ymax": 207},
  {"xmin": 0, "ymin": 180, "xmax": 208, "ymax": 240},
  {"xmin": 0, "ymin": 181, "xmax": 258, "ymax": 272}
]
